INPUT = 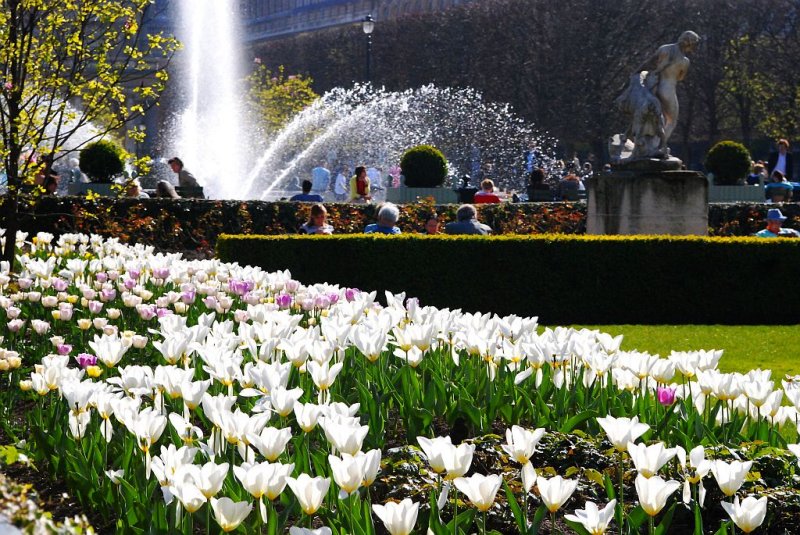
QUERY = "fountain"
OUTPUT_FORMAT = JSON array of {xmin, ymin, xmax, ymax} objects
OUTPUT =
[
  {"xmin": 169, "ymin": 2, "xmax": 554, "ymax": 201},
  {"xmin": 169, "ymin": 0, "xmax": 254, "ymax": 200},
  {"xmin": 243, "ymin": 84, "xmax": 555, "ymax": 201}
]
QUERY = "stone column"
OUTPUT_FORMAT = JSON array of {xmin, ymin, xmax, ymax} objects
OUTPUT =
[{"xmin": 587, "ymin": 165, "xmax": 708, "ymax": 236}]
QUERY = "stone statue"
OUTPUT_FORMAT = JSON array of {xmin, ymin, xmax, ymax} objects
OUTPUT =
[{"xmin": 612, "ymin": 31, "xmax": 700, "ymax": 163}]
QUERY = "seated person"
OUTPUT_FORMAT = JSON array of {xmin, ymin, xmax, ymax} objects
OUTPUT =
[
  {"xmin": 364, "ymin": 202, "xmax": 402, "ymax": 234},
  {"xmin": 444, "ymin": 204, "xmax": 493, "ymax": 235},
  {"xmin": 156, "ymin": 180, "xmax": 180, "ymax": 199},
  {"xmin": 526, "ymin": 168, "xmax": 552, "ymax": 201},
  {"xmin": 473, "ymin": 179, "xmax": 501, "ymax": 204},
  {"xmin": 557, "ymin": 173, "xmax": 583, "ymax": 199},
  {"xmin": 350, "ymin": 166, "xmax": 372, "ymax": 204},
  {"xmin": 755, "ymin": 208, "xmax": 800, "ymax": 238},
  {"xmin": 423, "ymin": 215, "xmax": 440, "ymax": 235},
  {"xmin": 42, "ymin": 174, "xmax": 59, "ymax": 195},
  {"xmin": 765, "ymin": 170, "xmax": 793, "ymax": 202},
  {"xmin": 299, "ymin": 203, "xmax": 334, "ymax": 235},
  {"xmin": 290, "ymin": 179, "xmax": 324, "ymax": 202},
  {"xmin": 746, "ymin": 163, "xmax": 767, "ymax": 186},
  {"xmin": 125, "ymin": 179, "xmax": 149, "ymax": 199}
]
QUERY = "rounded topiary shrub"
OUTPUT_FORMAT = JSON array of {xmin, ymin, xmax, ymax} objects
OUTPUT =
[
  {"xmin": 79, "ymin": 140, "xmax": 125, "ymax": 183},
  {"xmin": 400, "ymin": 145, "xmax": 448, "ymax": 187},
  {"xmin": 705, "ymin": 141, "xmax": 751, "ymax": 185}
]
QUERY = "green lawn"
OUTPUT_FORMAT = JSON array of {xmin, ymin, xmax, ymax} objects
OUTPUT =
[{"xmin": 574, "ymin": 325, "xmax": 800, "ymax": 378}]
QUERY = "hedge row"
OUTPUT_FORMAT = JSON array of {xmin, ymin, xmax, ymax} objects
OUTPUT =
[
  {"xmin": 0, "ymin": 196, "xmax": 585, "ymax": 253},
  {"xmin": 217, "ymin": 234, "xmax": 800, "ymax": 325},
  {"xmin": 2, "ymin": 195, "xmax": 797, "ymax": 254}
]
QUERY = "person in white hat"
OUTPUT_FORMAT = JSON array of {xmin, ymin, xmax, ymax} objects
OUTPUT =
[{"xmin": 755, "ymin": 208, "xmax": 800, "ymax": 238}]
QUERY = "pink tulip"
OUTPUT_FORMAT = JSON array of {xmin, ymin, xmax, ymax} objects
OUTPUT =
[{"xmin": 657, "ymin": 387, "xmax": 677, "ymax": 406}]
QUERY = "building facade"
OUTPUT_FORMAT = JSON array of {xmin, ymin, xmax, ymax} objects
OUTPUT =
[{"xmin": 239, "ymin": 0, "xmax": 475, "ymax": 42}]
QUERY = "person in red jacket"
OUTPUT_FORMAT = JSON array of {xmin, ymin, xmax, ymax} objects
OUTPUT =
[{"xmin": 473, "ymin": 179, "xmax": 501, "ymax": 204}]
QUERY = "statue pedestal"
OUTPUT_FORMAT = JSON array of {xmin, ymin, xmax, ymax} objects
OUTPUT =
[{"xmin": 587, "ymin": 168, "xmax": 708, "ymax": 235}]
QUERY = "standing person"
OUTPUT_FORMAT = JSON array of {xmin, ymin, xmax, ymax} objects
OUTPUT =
[
  {"xmin": 334, "ymin": 167, "xmax": 349, "ymax": 201},
  {"xmin": 768, "ymin": 139, "xmax": 793, "ymax": 181},
  {"xmin": 299, "ymin": 203, "xmax": 334, "ymax": 234},
  {"xmin": 168, "ymin": 157, "xmax": 203, "ymax": 197},
  {"xmin": 311, "ymin": 161, "xmax": 331, "ymax": 195},
  {"xmin": 290, "ymin": 180, "xmax": 324, "ymax": 202},
  {"xmin": 349, "ymin": 166, "xmax": 371, "ymax": 203}
]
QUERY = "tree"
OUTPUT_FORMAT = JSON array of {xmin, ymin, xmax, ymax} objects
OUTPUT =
[
  {"xmin": 246, "ymin": 63, "xmax": 318, "ymax": 137},
  {"xmin": 0, "ymin": 0, "xmax": 178, "ymax": 267}
]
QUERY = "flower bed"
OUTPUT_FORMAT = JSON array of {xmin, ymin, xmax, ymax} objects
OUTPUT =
[{"xmin": 0, "ymin": 230, "xmax": 799, "ymax": 533}]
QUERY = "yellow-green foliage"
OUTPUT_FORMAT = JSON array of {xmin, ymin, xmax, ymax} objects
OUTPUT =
[
  {"xmin": 0, "ymin": 0, "xmax": 179, "ymax": 185},
  {"xmin": 217, "ymin": 234, "xmax": 800, "ymax": 325},
  {"xmin": 246, "ymin": 64, "xmax": 318, "ymax": 136}
]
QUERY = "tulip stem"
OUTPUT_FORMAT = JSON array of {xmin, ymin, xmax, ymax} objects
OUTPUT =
[
  {"xmin": 618, "ymin": 452, "xmax": 625, "ymax": 535},
  {"xmin": 648, "ymin": 514, "xmax": 655, "ymax": 535},
  {"xmin": 452, "ymin": 486, "xmax": 458, "ymax": 535},
  {"xmin": 481, "ymin": 510, "xmax": 487, "ymax": 535},
  {"xmin": 551, "ymin": 511, "xmax": 559, "ymax": 535}
]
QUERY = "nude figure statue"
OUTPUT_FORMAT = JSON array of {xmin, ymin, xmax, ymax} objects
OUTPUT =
[{"xmin": 612, "ymin": 31, "xmax": 700, "ymax": 162}]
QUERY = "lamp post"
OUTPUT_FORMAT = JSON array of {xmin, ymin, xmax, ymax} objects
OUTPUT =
[{"xmin": 362, "ymin": 14, "xmax": 374, "ymax": 83}]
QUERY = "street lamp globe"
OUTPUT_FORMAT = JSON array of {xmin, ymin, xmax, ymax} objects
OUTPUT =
[{"xmin": 362, "ymin": 14, "xmax": 375, "ymax": 35}]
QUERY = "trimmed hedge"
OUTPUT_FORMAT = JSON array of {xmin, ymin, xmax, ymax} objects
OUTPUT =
[
  {"xmin": 0, "ymin": 196, "xmax": 586, "ymax": 253},
  {"xmin": 217, "ymin": 234, "xmax": 800, "ymax": 325},
  {"xmin": 3, "ymin": 194, "xmax": 798, "ymax": 254},
  {"xmin": 705, "ymin": 140, "xmax": 752, "ymax": 185},
  {"xmin": 400, "ymin": 145, "xmax": 448, "ymax": 187},
  {"xmin": 79, "ymin": 140, "xmax": 125, "ymax": 183}
]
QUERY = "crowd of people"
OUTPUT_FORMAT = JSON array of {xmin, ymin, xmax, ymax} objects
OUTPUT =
[
  {"xmin": 297, "ymin": 200, "xmax": 494, "ymax": 236},
  {"xmin": 25, "ymin": 154, "xmax": 203, "ymax": 200},
  {"xmin": 20, "ymin": 141, "xmax": 800, "ymax": 238}
]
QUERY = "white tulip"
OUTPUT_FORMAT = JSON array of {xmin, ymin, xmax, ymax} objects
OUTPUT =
[
  {"xmin": 627, "ymin": 441, "xmax": 677, "ymax": 478},
  {"xmin": 564, "ymin": 499, "xmax": 617, "ymax": 535},
  {"xmin": 286, "ymin": 474, "xmax": 330, "ymax": 515},
  {"xmin": 635, "ymin": 474, "xmax": 680, "ymax": 516},
  {"xmin": 372, "ymin": 498, "xmax": 419, "ymax": 535},
  {"xmin": 721, "ymin": 495, "xmax": 767, "ymax": 533},
  {"xmin": 596, "ymin": 415, "xmax": 650, "ymax": 452},
  {"xmin": 537, "ymin": 475, "xmax": 578, "ymax": 513},
  {"xmin": 289, "ymin": 528, "xmax": 332, "ymax": 535},
  {"xmin": 319, "ymin": 418, "xmax": 368, "ymax": 456},
  {"xmin": 417, "ymin": 435, "xmax": 453, "ymax": 474},
  {"xmin": 453, "ymin": 473, "xmax": 503, "ymax": 512},
  {"xmin": 329, "ymin": 453, "xmax": 365, "ymax": 496},
  {"xmin": 358, "ymin": 449, "xmax": 382, "ymax": 487},
  {"xmin": 443, "ymin": 443, "xmax": 475, "ymax": 481},
  {"xmin": 502, "ymin": 425, "xmax": 546, "ymax": 465},
  {"xmin": 294, "ymin": 402, "xmax": 323, "ymax": 433},
  {"xmin": 210, "ymin": 497, "xmax": 252, "ymax": 532},
  {"xmin": 170, "ymin": 481, "xmax": 207, "ymax": 513},
  {"xmin": 710, "ymin": 460, "xmax": 752, "ymax": 497}
]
